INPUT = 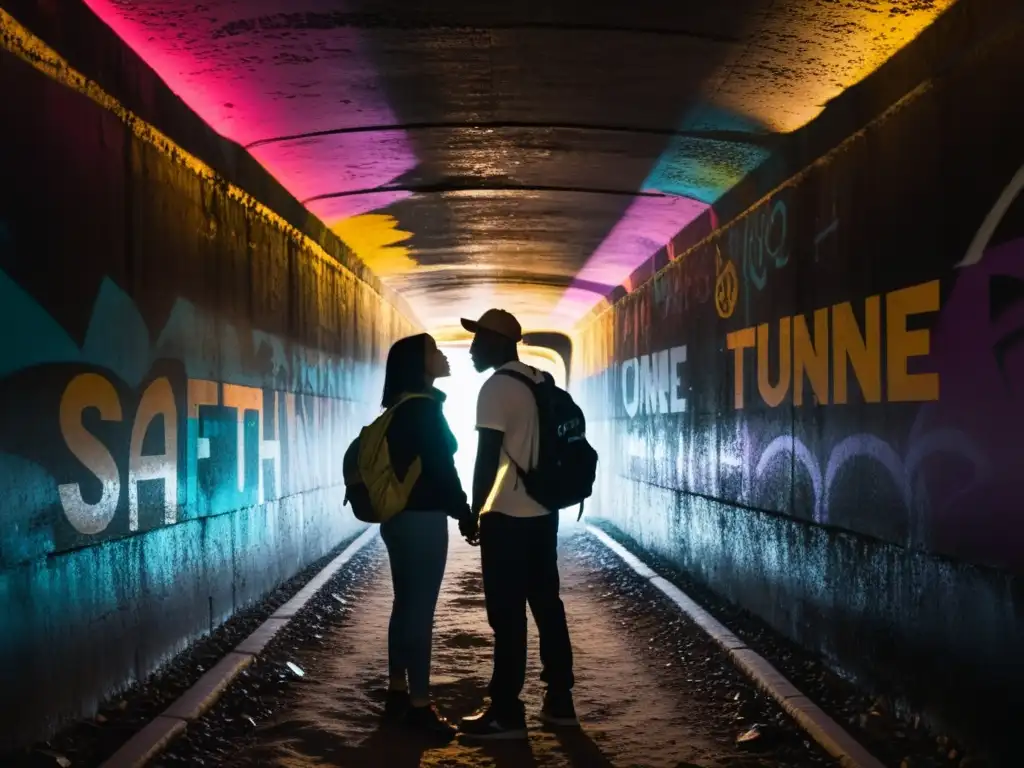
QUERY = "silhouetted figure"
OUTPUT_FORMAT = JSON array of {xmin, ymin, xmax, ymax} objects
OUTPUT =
[
  {"xmin": 377, "ymin": 333, "xmax": 472, "ymax": 739},
  {"xmin": 457, "ymin": 309, "xmax": 578, "ymax": 740}
]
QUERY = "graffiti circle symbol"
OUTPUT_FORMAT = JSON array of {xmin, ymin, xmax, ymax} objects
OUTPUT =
[{"xmin": 715, "ymin": 257, "xmax": 738, "ymax": 319}]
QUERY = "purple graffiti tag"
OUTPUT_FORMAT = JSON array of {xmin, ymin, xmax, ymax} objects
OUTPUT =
[
  {"xmin": 923, "ymin": 185, "xmax": 1024, "ymax": 569},
  {"xmin": 905, "ymin": 426, "xmax": 990, "ymax": 544}
]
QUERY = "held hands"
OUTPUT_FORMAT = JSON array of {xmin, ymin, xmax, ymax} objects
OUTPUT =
[{"xmin": 459, "ymin": 507, "xmax": 480, "ymax": 546}]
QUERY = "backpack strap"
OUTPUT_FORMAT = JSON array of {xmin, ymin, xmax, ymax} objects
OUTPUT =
[
  {"xmin": 495, "ymin": 367, "xmax": 555, "ymax": 390},
  {"xmin": 494, "ymin": 367, "xmax": 536, "ymax": 390},
  {"xmin": 492, "ymin": 368, "xmax": 551, "ymax": 483}
]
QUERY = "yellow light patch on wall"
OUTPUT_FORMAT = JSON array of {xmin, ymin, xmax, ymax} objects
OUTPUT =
[
  {"xmin": 711, "ymin": 0, "xmax": 957, "ymax": 134},
  {"xmin": 330, "ymin": 213, "xmax": 418, "ymax": 277}
]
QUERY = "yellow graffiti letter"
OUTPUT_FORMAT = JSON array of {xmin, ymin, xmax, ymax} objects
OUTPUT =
[
  {"xmin": 793, "ymin": 309, "xmax": 829, "ymax": 406},
  {"xmin": 757, "ymin": 318, "xmax": 792, "ymax": 408},
  {"xmin": 833, "ymin": 297, "xmax": 881, "ymax": 404},
  {"xmin": 887, "ymin": 280, "xmax": 940, "ymax": 402},
  {"xmin": 58, "ymin": 373, "xmax": 122, "ymax": 535},
  {"xmin": 726, "ymin": 327, "xmax": 756, "ymax": 409}
]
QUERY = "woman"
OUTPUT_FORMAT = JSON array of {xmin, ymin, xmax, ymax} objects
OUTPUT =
[{"xmin": 378, "ymin": 333, "xmax": 470, "ymax": 738}]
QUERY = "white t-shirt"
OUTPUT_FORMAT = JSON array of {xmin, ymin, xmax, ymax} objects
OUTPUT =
[{"xmin": 475, "ymin": 361, "xmax": 552, "ymax": 518}]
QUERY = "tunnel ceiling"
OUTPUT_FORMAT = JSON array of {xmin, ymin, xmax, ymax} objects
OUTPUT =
[{"xmin": 82, "ymin": 0, "xmax": 953, "ymax": 337}]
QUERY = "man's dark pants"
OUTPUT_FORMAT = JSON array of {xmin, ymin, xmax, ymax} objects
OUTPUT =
[{"xmin": 479, "ymin": 510, "xmax": 574, "ymax": 714}]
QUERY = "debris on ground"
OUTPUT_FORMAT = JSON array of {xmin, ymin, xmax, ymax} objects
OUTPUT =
[
  {"xmin": 0, "ymin": 539, "xmax": 370, "ymax": 768},
  {"xmin": 159, "ymin": 528, "xmax": 833, "ymax": 767}
]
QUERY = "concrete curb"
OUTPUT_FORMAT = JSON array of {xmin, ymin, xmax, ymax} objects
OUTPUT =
[
  {"xmin": 586, "ymin": 525, "xmax": 885, "ymax": 768},
  {"xmin": 100, "ymin": 526, "xmax": 379, "ymax": 768}
]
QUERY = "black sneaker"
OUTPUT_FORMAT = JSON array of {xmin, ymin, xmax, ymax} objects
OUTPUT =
[
  {"xmin": 540, "ymin": 691, "xmax": 579, "ymax": 727},
  {"xmin": 406, "ymin": 703, "xmax": 457, "ymax": 739},
  {"xmin": 458, "ymin": 703, "xmax": 528, "ymax": 740},
  {"xmin": 383, "ymin": 689, "xmax": 410, "ymax": 722}
]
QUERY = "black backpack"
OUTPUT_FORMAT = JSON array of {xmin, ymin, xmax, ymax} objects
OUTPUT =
[{"xmin": 496, "ymin": 368, "xmax": 598, "ymax": 518}]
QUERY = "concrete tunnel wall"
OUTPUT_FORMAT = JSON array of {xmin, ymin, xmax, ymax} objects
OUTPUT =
[
  {"xmin": 571, "ymin": 8, "xmax": 1024, "ymax": 742},
  {"xmin": 0, "ymin": 4, "xmax": 418, "ymax": 748},
  {"xmin": 3, "ymin": 0, "xmax": 1023, "ymax": 753}
]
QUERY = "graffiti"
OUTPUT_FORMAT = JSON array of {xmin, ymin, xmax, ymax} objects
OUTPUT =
[
  {"xmin": 754, "ymin": 434, "xmax": 822, "ymax": 518},
  {"xmin": 751, "ymin": 413, "xmax": 989, "ymax": 535},
  {"xmin": 0, "ymin": 267, "xmax": 387, "ymax": 566},
  {"xmin": 683, "ymin": 248, "xmax": 713, "ymax": 311},
  {"xmin": 714, "ymin": 245, "xmax": 739, "ymax": 319},
  {"xmin": 652, "ymin": 246, "xmax": 712, "ymax": 322},
  {"xmin": 956, "ymin": 162, "xmax": 1024, "ymax": 269},
  {"xmin": 565, "ymin": 13, "xmax": 1024, "ymax": 576},
  {"xmin": 726, "ymin": 279, "xmax": 941, "ymax": 408},
  {"xmin": 620, "ymin": 345, "xmax": 688, "ymax": 418},
  {"xmin": 54, "ymin": 369, "xmax": 347, "ymax": 538},
  {"xmin": 617, "ymin": 403, "xmax": 987, "ymax": 542},
  {"xmin": 652, "ymin": 270, "xmax": 676, "ymax": 319},
  {"xmin": 813, "ymin": 200, "xmax": 839, "ymax": 262},
  {"xmin": 573, "ymin": 152, "xmax": 1024, "ymax": 569},
  {"xmin": 719, "ymin": 197, "xmax": 790, "ymax": 322},
  {"xmin": 726, "ymin": 197, "xmax": 789, "ymax": 291}
]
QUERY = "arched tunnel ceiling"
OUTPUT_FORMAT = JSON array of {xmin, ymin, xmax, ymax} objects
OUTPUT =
[{"xmin": 82, "ymin": 0, "xmax": 953, "ymax": 336}]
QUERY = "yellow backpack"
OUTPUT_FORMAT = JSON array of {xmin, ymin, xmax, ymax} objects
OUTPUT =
[{"xmin": 342, "ymin": 393, "xmax": 429, "ymax": 523}]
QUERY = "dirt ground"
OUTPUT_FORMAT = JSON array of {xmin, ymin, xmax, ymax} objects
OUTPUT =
[{"xmin": 159, "ymin": 520, "xmax": 832, "ymax": 768}]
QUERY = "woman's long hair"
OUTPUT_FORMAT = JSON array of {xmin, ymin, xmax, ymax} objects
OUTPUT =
[{"xmin": 381, "ymin": 333, "xmax": 432, "ymax": 408}]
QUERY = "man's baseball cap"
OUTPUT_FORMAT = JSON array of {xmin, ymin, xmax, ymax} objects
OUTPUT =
[{"xmin": 460, "ymin": 309, "xmax": 523, "ymax": 342}]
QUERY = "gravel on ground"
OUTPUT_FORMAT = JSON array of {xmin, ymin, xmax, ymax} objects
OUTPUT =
[
  {"xmin": 590, "ymin": 521, "xmax": 995, "ymax": 768},
  {"xmin": 10, "ymin": 517, "xmax": 989, "ymax": 768},
  {"xmin": 156, "ymin": 520, "xmax": 836, "ymax": 768},
  {"xmin": 0, "ymin": 534, "xmax": 369, "ymax": 768}
]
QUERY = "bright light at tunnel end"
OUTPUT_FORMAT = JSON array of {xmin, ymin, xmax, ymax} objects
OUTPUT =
[{"xmin": 435, "ymin": 345, "xmax": 579, "ymax": 524}]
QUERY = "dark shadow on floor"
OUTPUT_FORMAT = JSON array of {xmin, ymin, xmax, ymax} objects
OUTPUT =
[
  {"xmin": 549, "ymin": 728, "xmax": 616, "ymax": 768},
  {"xmin": 261, "ymin": 722, "xmax": 614, "ymax": 768},
  {"xmin": 472, "ymin": 739, "xmax": 541, "ymax": 767},
  {"xmin": 326, "ymin": 723, "xmax": 436, "ymax": 767}
]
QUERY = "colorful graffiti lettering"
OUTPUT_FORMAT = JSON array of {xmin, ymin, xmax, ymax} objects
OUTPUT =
[
  {"xmin": 620, "ymin": 345, "xmax": 689, "ymax": 418},
  {"xmin": 0, "ymin": 267, "xmax": 385, "ymax": 568},
  {"xmin": 572, "ymin": 119, "xmax": 1024, "ymax": 572},
  {"xmin": 721, "ymin": 196, "xmax": 790, "ymax": 323},
  {"xmin": 725, "ymin": 279, "xmax": 941, "ymax": 408}
]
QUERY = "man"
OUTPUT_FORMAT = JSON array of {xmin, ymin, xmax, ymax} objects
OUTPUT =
[{"xmin": 457, "ymin": 308, "xmax": 577, "ymax": 739}]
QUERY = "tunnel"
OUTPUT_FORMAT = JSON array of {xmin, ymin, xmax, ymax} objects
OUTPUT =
[{"xmin": 0, "ymin": 0, "xmax": 1022, "ymax": 765}]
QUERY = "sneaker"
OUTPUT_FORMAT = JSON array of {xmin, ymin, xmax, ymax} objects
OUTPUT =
[
  {"xmin": 539, "ymin": 691, "xmax": 579, "ymax": 727},
  {"xmin": 406, "ymin": 703, "xmax": 457, "ymax": 739},
  {"xmin": 383, "ymin": 689, "xmax": 410, "ymax": 721},
  {"xmin": 458, "ymin": 703, "xmax": 528, "ymax": 740}
]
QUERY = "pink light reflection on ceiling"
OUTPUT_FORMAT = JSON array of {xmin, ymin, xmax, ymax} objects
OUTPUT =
[
  {"xmin": 84, "ymin": 0, "xmax": 708, "ymax": 330},
  {"xmin": 81, "ymin": 0, "xmax": 417, "ymax": 213},
  {"xmin": 252, "ymin": 130, "xmax": 417, "ymax": 219},
  {"xmin": 549, "ymin": 194, "xmax": 708, "ymax": 327},
  {"xmin": 307, "ymin": 191, "xmax": 415, "ymax": 224}
]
